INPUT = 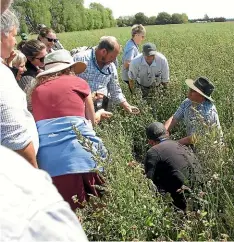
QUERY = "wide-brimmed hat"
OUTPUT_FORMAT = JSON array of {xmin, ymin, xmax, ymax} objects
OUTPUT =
[
  {"xmin": 146, "ymin": 122, "xmax": 167, "ymax": 141},
  {"xmin": 186, "ymin": 77, "xmax": 215, "ymax": 102},
  {"xmin": 36, "ymin": 49, "xmax": 87, "ymax": 78}
]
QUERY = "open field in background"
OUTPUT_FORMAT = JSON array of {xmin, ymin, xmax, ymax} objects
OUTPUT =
[{"xmin": 27, "ymin": 23, "xmax": 234, "ymax": 240}]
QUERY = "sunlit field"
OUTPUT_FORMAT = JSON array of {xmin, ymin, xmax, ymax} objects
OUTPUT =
[{"xmin": 29, "ymin": 23, "xmax": 234, "ymax": 240}]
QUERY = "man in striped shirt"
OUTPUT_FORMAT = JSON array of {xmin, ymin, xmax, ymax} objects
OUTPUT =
[{"xmin": 165, "ymin": 77, "xmax": 222, "ymax": 146}]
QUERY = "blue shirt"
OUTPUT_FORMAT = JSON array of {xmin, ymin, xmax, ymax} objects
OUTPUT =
[
  {"xmin": 121, "ymin": 39, "xmax": 139, "ymax": 81},
  {"xmin": 74, "ymin": 48, "xmax": 126, "ymax": 104},
  {"xmin": 174, "ymin": 98, "xmax": 222, "ymax": 136}
]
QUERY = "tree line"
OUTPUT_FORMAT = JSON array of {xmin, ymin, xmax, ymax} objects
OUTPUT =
[
  {"xmin": 12, "ymin": 0, "xmax": 116, "ymax": 33},
  {"xmin": 117, "ymin": 12, "xmax": 227, "ymax": 27}
]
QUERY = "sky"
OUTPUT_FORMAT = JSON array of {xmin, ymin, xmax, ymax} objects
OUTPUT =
[{"xmin": 84, "ymin": 0, "xmax": 233, "ymax": 19}]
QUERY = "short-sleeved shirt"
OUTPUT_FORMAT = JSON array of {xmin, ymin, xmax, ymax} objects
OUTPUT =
[
  {"xmin": 121, "ymin": 39, "xmax": 139, "ymax": 81},
  {"xmin": 32, "ymin": 75, "xmax": 90, "ymax": 122},
  {"xmin": 0, "ymin": 145, "xmax": 88, "ymax": 242},
  {"xmin": 144, "ymin": 139, "xmax": 201, "ymax": 193},
  {"xmin": 73, "ymin": 48, "xmax": 126, "ymax": 104},
  {"xmin": 0, "ymin": 62, "xmax": 39, "ymax": 152},
  {"xmin": 173, "ymin": 98, "xmax": 222, "ymax": 136},
  {"xmin": 129, "ymin": 52, "xmax": 169, "ymax": 87}
]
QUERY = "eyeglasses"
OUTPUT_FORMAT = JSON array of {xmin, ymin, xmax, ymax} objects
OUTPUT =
[
  {"xmin": 34, "ymin": 56, "xmax": 46, "ymax": 63},
  {"xmin": 44, "ymin": 36, "xmax": 58, "ymax": 43}
]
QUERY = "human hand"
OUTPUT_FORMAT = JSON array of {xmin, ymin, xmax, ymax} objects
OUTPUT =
[
  {"xmin": 6, "ymin": 51, "xmax": 17, "ymax": 67},
  {"xmin": 125, "ymin": 105, "xmax": 140, "ymax": 114},
  {"xmin": 92, "ymin": 91, "xmax": 105, "ymax": 101},
  {"xmin": 95, "ymin": 109, "xmax": 113, "ymax": 124}
]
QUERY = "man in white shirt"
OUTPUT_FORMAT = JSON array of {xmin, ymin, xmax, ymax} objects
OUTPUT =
[
  {"xmin": 1, "ymin": 9, "xmax": 39, "ymax": 168},
  {"xmin": 129, "ymin": 42, "xmax": 169, "ymax": 98},
  {"xmin": 0, "ymin": 145, "xmax": 88, "ymax": 242}
]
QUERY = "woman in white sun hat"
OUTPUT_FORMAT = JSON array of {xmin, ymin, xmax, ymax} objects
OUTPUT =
[{"xmin": 29, "ymin": 49, "xmax": 108, "ymax": 211}]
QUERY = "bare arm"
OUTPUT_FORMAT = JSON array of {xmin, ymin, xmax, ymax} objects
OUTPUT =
[
  {"xmin": 177, "ymin": 136, "xmax": 193, "ymax": 145},
  {"xmin": 164, "ymin": 116, "xmax": 178, "ymax": 131},
  {"xmin": 124, "ymin": 61, "xmax": 130, "ymax": 69},
  {"xmin": 15, "ymin": 142, "xmax": 38, "ymax": 168},
  {"xmin": 85, "ymin": 93, "xmax": 96, "ymax": 126}
]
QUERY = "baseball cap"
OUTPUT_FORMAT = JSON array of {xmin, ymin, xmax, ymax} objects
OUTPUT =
[
  {"xmin": 20, "ymin": 33, "xmax": 28, "ymax": 41},
  {"xmin": 146, "ymin": 122, "xmax": 167, "ymax": 141},
  {"xmin": 142, "ymin": 43, "xmax": 157, "ymax": 56}
]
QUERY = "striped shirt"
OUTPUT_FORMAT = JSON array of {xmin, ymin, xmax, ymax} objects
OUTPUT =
[
  {"xmin": 174, "ymin": 98, "xmax": 222, "ymax": 136},
  {"xmin": 73, "ymin": 48, "xmax": 126, "ymax": 104},
  {"xmin": 0, "ymin": 62, "xmax": 39, "ymax": 151}
]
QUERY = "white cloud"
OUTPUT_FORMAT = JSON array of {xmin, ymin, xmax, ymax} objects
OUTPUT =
[{"xmin": 84, "ymin": 0, "xmax": 233, "ymax": 19}]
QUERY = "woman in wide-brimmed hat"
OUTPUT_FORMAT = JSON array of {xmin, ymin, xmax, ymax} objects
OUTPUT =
[{"xmin": 29, "ymin": 49, "xmax": 108, "ymax": 210}]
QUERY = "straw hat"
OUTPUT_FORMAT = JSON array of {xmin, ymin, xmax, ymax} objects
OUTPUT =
[
  {"xmin": 36, "ymin": 49, "xmax": 86, "ymax": 78},
  {"xmin": 185, "ymin": 77, "xmax": 215, "ymax": 102}
]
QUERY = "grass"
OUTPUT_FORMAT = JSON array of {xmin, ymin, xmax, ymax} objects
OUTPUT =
[{"xmin": 29, "ymin": 23, "xmax": 234, "ymax": 240}]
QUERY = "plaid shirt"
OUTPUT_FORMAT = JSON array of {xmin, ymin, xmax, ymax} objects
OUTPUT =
[
  {"xmin": 73, "ymin": 48, "xmax": 126, "ymax": 104},
  {"xmin": 0, "ymin": 62, "xmax": 39, "ymax": 151},
  {"xmin": 174, "ymin": 98, "xmax": 222, "ymax": 137}
]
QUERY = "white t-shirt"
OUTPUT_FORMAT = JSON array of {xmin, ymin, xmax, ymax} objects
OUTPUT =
[
  {"xmin": 0, "ymin": 62, "xmax": 39, "ymax": 152},
  {"xmin": 0, "ymin": 145, "xmax": 88, "ymax": 241},
  {"xmin": 128, "ymin": 52, "xmax": 169, "ymax": 87}
]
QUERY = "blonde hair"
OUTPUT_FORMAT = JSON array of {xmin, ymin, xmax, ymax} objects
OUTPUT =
[
  {"xmin": 12, "ymin": 50, "xmax": 27, "ymax": 67},
  {"xmin": 131, "ymin": 24, "xmax": 146, "ymax": 37}
]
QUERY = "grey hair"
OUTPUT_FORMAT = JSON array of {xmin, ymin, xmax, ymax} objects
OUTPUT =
[
  {"xmin": 1, "ymin": 0, "xmax": 13, "ymax": 14},
  {"xmin": 97, "ymin": 36, "xmax": 119, "ymax": 52},
  {"xmin": 1, "ymin": 9, "xmax": 19, "ymax": 35}
]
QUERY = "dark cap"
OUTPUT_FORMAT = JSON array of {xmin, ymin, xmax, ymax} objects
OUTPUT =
[
  {"xmin": 142, "ymin": 43, "xmax": 157, "ymax": 56},
  {"xmin": 146, "ymin": 122, "xmax": 167, "ymax": 141}
]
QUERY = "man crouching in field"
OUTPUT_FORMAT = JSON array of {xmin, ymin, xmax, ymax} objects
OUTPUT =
[
  {"xmin": 164, "ymin": 77, "xmax": 222, "ymax": 146},
  {"xmin": 144, "ymin": 122, "xmax": 201, "ymax": 211},
  {"xmin": 73, "ymin": 36, "xmax": 140, "ymax": 123}
]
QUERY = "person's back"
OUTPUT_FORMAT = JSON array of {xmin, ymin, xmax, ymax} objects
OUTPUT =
[
  {"xmin": 0, "ymin": 145, "xmax": 88, "ymax": 241},
  {"xmin": 145, "ymin": 140, "xmax": 200, "ymax": 192}
]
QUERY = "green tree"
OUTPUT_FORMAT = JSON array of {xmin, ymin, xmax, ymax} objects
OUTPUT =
[
  {"xmin": 181, "ymin": 13, "xmax": 189, "ymax": 23},
  {"xmin": 134, "ymin": 12, "xmax": 148, "ymax": 25},
  {"xmin": 148, "ymin": 16, "xmax": 157, "ymax": 25},
  {"xmin": 171, "ymin": 13, "xmax": 183, "ymax": 24},
  {"xmin": 155, "ymin": 12, "xmax": 172, "ymax": 25}
]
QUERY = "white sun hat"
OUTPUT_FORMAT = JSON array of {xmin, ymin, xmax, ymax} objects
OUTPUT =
[{"xmin": 36, "ymin": 49, "xmax": 86, "ymax": 78}]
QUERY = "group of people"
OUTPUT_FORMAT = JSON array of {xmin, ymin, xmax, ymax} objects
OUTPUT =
[{"xmin": 1, "ymin": 1, "xmax": 224, "ymax": 239}]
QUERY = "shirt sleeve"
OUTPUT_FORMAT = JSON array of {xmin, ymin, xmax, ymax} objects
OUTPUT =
[
  {"xmin": 161, "ymin": 58, "xmax": 169, "ymax": 82},
  {"xmin": 107, "ymin": 65, "xmax": 126, "ymax": 104},
  {"xmin": 144, "ymin": 148, "xmax": 161, "ymax": 181},
  {"xmin": 0, "ymin": 89, "xmax": 32, "ymax": 151},
  {"xmin": 128, "ymin": 60, "xmax": 138, "ymax": 80},
  {"xmin": 124, "ymin": 47, "xmax": 136, "ymax": 62},
  {"xmin": 173, "ymin": 99, "xmax": 189, "ymax": 121}
]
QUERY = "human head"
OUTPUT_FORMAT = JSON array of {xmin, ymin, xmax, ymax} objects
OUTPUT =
[
  {"xmin": 1, "ymin": 0, "xmax": 13, "ymax": 14},
  {"xmin": 131, "ymin": 24, "xmax": 146, "ymax": 44},
  {"xmin": 186, "ymin": 77, "xmax": 214, "ymax": 103},
  {"xmin": 38, "ymin": 27, "xmax": 57, "ymax": 53},
  {"xmin": 19, "ymin": 39, "xmax": 47, "ymax": 68},
  {"xmin": 142, "ymin": 43, "xmax": 157, "ymax": 65},
  {"xmin": 1, "ymin": 9, "xmax": 19, "ymax": 59},
  {"xmin": 146, "ymin": 122, "xmax": 168, "ymax": 146},
  {"xmin": 96, "ymin": 36, "xmax": 121, "ymax": 66},
  {"xmin": 12, "ymin": 50, "xmax": 27, "ymax": 74}
]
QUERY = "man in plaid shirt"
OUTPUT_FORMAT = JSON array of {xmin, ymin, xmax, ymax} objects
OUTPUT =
[{"xmin": 74, "ymin": 36, "xmax": 140, "ymax": 120}]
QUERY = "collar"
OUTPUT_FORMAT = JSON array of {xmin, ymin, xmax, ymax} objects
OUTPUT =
[
  {"xmin": 131, "ymin": 39, "xmax": 139, "ymax": 50},
  {"xmin": 91, "ymin": 48, "xmax": 111, "ymax": 75},
  {"xmin": 141, "ymin": 55, "xmax": 157, "ymax": 67}
]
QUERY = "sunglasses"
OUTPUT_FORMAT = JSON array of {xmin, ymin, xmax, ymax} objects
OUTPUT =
[
  {"xmin": 45, "ymin": 36, "xmax": 58, "ymax": 43},
  {"xmin": 34, "ymin": 56, "xmax": 46, "ymax": 63}
]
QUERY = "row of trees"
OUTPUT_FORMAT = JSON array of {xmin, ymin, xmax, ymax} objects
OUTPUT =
[
  {"xmin": 12, "ymin": 0, "xmax": 116, "ymax": 33},
  {"xmin": 117, "ymin": 12, "xmax": 189, "ymax": 27}
]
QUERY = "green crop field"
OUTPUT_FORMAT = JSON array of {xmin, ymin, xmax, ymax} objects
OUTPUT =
[{"xmin": 34, "ymin": 23, "xmax": 234, "ymax": 240}]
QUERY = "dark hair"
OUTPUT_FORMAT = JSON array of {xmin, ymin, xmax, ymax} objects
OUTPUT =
[
  {"xmin": 17, "ymin": 40, "xmax": 26, "ymax": 50},
  {"xmin": 19, "ymin": 39, "xmax": 46, "ymax": 59},
  {"xmin": 39, "ymin": 27, "xmax": 55, "ymax": 38},
  {"xmin": 97, "ymin": 36, "xmax": 116, "ymax": 52}
]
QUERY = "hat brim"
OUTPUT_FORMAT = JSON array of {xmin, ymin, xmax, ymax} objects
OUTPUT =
[
  {"xmin": 36, "ymin": 61, "xmax": 86, "ymax": 78},
  {"xmin": 185, "ymin": 79, "xmax": 214, "ymax": 102},
  {"xmin": 144, "ymin": 50, "xmax": 157, "ymax": 56}
]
